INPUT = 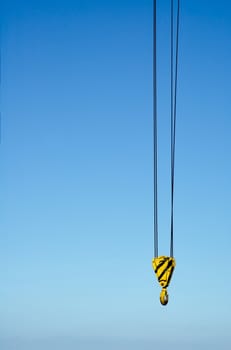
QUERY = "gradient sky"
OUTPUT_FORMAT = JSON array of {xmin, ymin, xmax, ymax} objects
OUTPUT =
[{"xmin": 1, "ymin": 1, "xmax": 231, "ymax": 349}]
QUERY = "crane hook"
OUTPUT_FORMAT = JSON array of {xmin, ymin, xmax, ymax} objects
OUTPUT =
[
  {"xmin": 160, "ymin": 288, "xmax": 168, "ymax": 306},
  {"xmin": 152, "ymin": 256, "xmax": 176, "ymax": 305}
]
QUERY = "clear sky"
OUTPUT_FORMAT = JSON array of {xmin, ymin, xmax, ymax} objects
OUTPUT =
[{"xmin": 1, "ymin": 0, "xmax": 231, "ymax": 349}]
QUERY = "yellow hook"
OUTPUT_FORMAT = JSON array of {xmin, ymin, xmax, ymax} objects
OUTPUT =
[
  {"xmin": 152, "ymin": 256, "xmax": 176, "ymax": 305},
  {"xmin": 160, "ymin": 288, "xmax": 168, "ymax": 305}
]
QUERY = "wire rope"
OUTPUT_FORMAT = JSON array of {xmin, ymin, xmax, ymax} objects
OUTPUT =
[
  {"xmin": 170, "ymin": 0, "xmax": 180, "ymax": 257},
  {"xmin": 153, "ymin": 0, "xmax": 158, "ymax": 257},
  {"xmin": 153, "ymin": 0, "xmax": 180, "ymax": 258}
]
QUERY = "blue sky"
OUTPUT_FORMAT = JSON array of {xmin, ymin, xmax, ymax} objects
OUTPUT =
[{"xmin": 1, "ymin": 0, "xmax": 231, "ymax": 349}]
